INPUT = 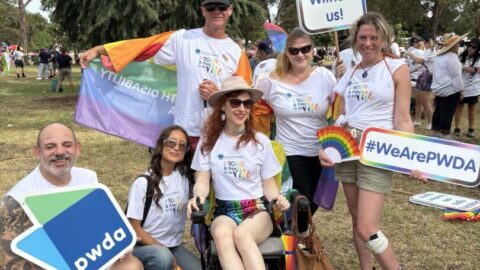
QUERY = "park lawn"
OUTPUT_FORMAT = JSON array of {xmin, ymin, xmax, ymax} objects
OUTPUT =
[{"xmin": 0, "ymin": 65, "xmax": 479, "ymax": 269}]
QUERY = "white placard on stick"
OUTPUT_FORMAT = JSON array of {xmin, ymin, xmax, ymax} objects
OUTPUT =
[{"xmin": 296, "ymin": 0, "xmax": 367, "ymax": 34}]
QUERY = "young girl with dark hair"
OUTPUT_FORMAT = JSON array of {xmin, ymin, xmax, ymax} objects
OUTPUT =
[{"xmin": 126, "ymin": 125, "xmax": 200, "ymax": 270}]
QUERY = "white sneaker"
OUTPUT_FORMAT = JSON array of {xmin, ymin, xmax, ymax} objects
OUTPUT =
[
  {"xmin": 426, "ymin": 123, "xmax": 432, "ymax": 130},
  {"xmin": 36, "ymin": 77, "xmax": 42, "ymax": 80},
  {"xmin": 413, "ymin": 121, "xmax": 421, "ymax": 126}
]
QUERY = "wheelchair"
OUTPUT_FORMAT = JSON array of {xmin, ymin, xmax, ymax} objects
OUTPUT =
[{"xmin": 190, "ymin": 190, "xmax": 310, "ymax": 270}]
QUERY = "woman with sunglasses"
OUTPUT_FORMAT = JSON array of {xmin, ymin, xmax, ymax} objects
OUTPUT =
[
  {"xmin": 319, "ymin": 13, "xmax": 423, "ymax": 269},
  {"xmin": 454, "ymin": 37, "xmax": 480, "ymax": 137},
  {"xmin": 188, "ymin": 76, "xmax": 290, "ymax": 270},
  {"xmin": 255, "ymin": 28, "xmax": 337, "ymax": 226},
  {"xmin": 126, "ymin": 125, "xmax": 201, "ymax": 270}
]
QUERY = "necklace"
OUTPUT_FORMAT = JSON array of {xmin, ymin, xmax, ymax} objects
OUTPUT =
[{"xmin": 359, "ymin": 58, "xmax": 384, "ymax": 78}]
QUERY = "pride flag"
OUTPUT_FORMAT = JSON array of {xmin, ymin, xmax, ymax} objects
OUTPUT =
[
  {"xmin": 75, "ymin": 32, "xmax": 177, "ymax": 147},
  {"xmin": 263, "ymin": 22, "xmax": 287, "ymax": 53}
]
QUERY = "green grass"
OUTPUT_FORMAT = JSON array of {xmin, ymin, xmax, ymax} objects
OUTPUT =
[{"xmin": 1, "ymin": 65, "xmax": 479, "ymax": 269}]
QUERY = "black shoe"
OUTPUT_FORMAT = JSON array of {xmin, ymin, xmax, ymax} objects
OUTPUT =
[
  {"xmin": 453, "ymin": 128, "xmax": 460, "ymax": 137},
  {"xmin": 467, "ymin": 128, "xmax": 475, "ymax": 138},
  {"xmin": 17, "ymin": 73, "xmax": 20, "ymax": 78},
  {"xmin": 22, "ymin": 74, "xmax": 26, "ymax": 77}
]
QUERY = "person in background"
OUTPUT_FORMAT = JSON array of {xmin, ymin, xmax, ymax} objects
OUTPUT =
[
  {"xmin": 431, "ymin": 33, "xmax": 466, "ymax": 138},
  {"xmin": 37, "ymin": 48, "xmax": 50, "ymax": 80},
  {"xmin": 13, "ymin": 46, "xmax": 26, "ymax": 78},
  {"xmin": 319, "ymin": 13, "xmax": 424, "ymax": 270},
  {"xmin": 49, "ymin": 48, "xmax": 58, "ymax": 78},
  {"xmin": 389, "ymin": 33, "xmax": 401, "ymax": 57},
  {"xmin": 251, "ymin": 40, "xmax": 275, "ymax": 72},
  {"xmin": 56, "ymin": 48, "xmax": 74, "ymax": 92},
  {"xmin": 126, "ymin": 125, "xmax": 201, "ymax": 270},
  {"xmin": 406, "ymin": 36, "xmax": 435, "ymax": 129},
  {"xmin": 454, "ymin": 37, "xmax": 480, "ymax": 137},
  {"xmin": 0, "ymin": 123, "xmax": 143, "ymax": 270},
  {"xmin": 188, "ymin": 76, "xmax": 289, "ymax": 270}
]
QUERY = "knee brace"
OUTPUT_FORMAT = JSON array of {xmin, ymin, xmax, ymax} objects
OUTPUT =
[{"xmin": 364, "ymin": 230, "xmax": 389, "ymax": 254}]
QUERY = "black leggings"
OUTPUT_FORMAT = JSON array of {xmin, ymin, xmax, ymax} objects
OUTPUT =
[
  {"xmin": 432, "ymin": 92, "xmax": 460, "ymax": 135},
  {"xmin": 287, "ymin": 155, "xmax": 323, "ymax": 232}
]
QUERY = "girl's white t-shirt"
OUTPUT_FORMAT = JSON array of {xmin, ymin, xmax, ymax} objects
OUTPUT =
[
  {"xmin": 257, "ymin": 67, "xmax": 336, "ymax": 156},
  {"xmin": 126, "ymin": 170, "xmax": 189, "ymax": 247},
  {"xmin": 191, "ymin": 132, "xmax": 281, "ymax": 200}
]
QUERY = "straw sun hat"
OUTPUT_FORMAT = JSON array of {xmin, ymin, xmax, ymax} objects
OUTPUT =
[
  {"xmin": 207, "ymin": 76, "xmax": 263, "ymax": 107},
  {"xmin": 437, "ymin": 33, "xmax": 469, "ymax": 55}
]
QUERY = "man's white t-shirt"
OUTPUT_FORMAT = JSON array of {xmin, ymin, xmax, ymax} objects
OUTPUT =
[
  {"xmin": 154, "ymin": 28, "xmax": 248, "ymax": 137},
  {"xmin": 191, "ymin": 132, "xmax": 281, "ymax": 200},
  {"xmin": 335, "ymin": 57, "xmax": 405, "ymax": 130},
  {"xmin": 5, "ymin": 166, "xmax": 98, "ymax": 203},
  {"xmin": 126, "ymin": 170, "xmax": 189, "ymax": 247},
  {"xmin": 257, "ymin": 67, "xmax": 336, "ymax": 156}
]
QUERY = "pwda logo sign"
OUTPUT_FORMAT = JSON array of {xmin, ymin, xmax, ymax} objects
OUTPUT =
[{"xmin": 12, "ymin": 184, "xmax": 136, "ymax": 270}]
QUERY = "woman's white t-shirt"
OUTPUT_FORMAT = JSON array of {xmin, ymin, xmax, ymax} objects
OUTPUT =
[
  {"xmin": 126, "ymin": 170, "xmax": 189, "ymax": 247},
  {"xmin": 335, "ymin": 57, "xmax": 405, "ymax": 130},
  {"xmin": 257, "ymin": 67, "xmax": 336, "ymax": 156},
  {"xmin": 191, "ymin": 132, "xmax": 282, "ymax": 200}
]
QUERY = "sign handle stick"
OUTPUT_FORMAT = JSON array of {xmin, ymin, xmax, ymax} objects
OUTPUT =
[{"xmin": 334, "ymin": 31, "xmax": 342, "ymax": 65}]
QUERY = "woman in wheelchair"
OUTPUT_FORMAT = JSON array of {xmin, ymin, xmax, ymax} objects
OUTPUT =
[
  {"xmin": 126, "ymin": 125, "xmax": 201, "ymax": 270},
  {"xmin": 188, "ymin": 76, "xmax": 290, "ymax": 270}
]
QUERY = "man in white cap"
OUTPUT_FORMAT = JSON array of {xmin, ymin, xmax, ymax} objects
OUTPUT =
[{"xmin": 80, "ymin": 0, "xmax": 252, "ymax": 150}]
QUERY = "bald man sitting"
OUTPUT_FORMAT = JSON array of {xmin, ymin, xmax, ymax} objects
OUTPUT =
[{"xmin": 0, "ymin": 123, "xmax": 143, "ymax": 270}]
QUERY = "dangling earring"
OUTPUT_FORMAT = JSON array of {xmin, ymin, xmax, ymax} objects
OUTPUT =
[{"xmin": 221, "ymin": 111, "xmax": 225, "ymax": 122}]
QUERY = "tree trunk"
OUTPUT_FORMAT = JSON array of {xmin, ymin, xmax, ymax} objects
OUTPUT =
[
  {"xmin": 476, "ymin": 8, "xmax": 480, "ymax": 37},
  {"xmin": 430, "ymin": 0, "xmax": 441, "ymax": 39},
  {"xmin": 18, "ymin": 0, "xmax": 32, "ymax": 53}
]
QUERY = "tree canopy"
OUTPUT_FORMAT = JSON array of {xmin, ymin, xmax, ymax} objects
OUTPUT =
[{"xmin": 41, "ymin": 0, "xmax": 267, "ymax": 47}]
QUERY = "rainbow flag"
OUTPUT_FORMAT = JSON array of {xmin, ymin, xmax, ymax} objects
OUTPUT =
[
  {"xmin": 263, "ymin": 22, "xmax": 287, "ymax": 53},
  {"xmin": 443, "ymin": 209, "xmax": 480, "ymax": 222},
  {"xmin": 75, "ymin": 32, "xmax": 177, "ymax": 147}
]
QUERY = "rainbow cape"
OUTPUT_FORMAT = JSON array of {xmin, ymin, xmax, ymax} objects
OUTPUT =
[
  {"xmin": 263, "ymin": 22, "xmax": 287, "ymax": 53},
  {"xmin": 75, "ymin": 31, "xmax": 251, "ymax": 147},
  {"xmin": 75, "ymin": 32, "xmax": 177, "ymax": 147}
]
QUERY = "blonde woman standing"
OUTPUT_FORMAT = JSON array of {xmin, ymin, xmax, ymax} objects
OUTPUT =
[
  {"xmin": 319, "ymin": 13, "xmax": 424, "ymax": 269},
  {"xmin": 255, "ymin": 28, "xmax": 337, "ymax": 227}
]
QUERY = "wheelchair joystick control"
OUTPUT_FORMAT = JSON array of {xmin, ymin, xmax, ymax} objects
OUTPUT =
[{"xmin": 191, "ymin": 197, "xmax": 205, "ymax": 224}]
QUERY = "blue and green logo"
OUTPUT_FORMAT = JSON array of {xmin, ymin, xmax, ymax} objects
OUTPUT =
[{"xmin": 12, "ymin": 184, "xmax": 136, "ymax": 270}]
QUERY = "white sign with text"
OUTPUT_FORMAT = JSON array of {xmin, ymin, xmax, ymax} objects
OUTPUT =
[{"xmin": 296, "ymin": 0, "xmax": 367, "ymax": 34}]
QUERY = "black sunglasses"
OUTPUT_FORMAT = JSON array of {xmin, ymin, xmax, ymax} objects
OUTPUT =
[
  {"xmin": 228, "ymin": 98, "xmax": 254, "ymax": 109},
  {"xmin": 287, "ymin": 45, "xmax": 312, "ymax": 55},
  {"xmin": 163, "ymin": 138, "xmax": 189, "ymax": 152},
  {"xmin": 468, "ymin": 44, "xmax": 478, "ymax": 49},
  {"xmin": 203, "ymin": 3, "xmax": 230, "ymax": 12}
]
